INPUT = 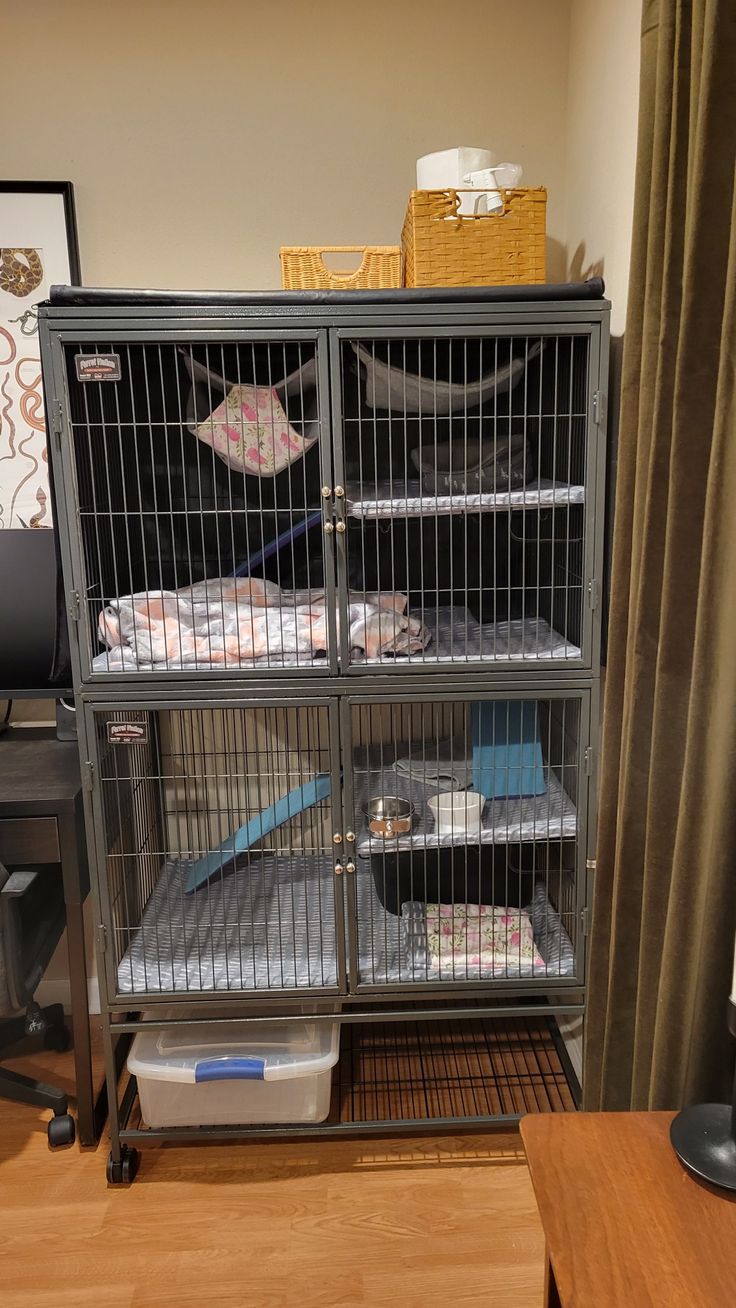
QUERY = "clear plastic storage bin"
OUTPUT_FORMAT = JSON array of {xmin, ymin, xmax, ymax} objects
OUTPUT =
[{"xmin": 128, "ymin": 1017, "xmax": 340, "ymax": 1127}]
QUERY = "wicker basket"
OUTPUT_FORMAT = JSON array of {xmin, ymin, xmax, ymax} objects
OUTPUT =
[
  {"xmin": 402, "ymin": 188, "xmax": 546, "ymax": 287},
  {"xmin": 280, "ymin": 245, "xmax": 402, "ymax": 290}
]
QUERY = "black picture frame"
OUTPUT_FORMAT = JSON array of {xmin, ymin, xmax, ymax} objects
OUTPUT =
[{"xmin": 0, "ymin": 180, "xmax": 81, "ymax": 285}]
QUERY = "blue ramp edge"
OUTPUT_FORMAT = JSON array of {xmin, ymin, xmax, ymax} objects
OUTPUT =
[{"xmin": 185, "ymin": 772, "xmax": 332, "ymax": 894}]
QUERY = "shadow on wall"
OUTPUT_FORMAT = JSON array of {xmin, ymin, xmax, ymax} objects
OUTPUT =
[
  {"xmin": 545, "ymin": 237, "xmax": 567, "ymax": 283},
  {"xmin": 568, "ymin": 242, "xmax": 605, "ymax": 285}
]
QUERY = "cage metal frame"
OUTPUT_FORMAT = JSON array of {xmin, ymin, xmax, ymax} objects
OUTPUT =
[
  {"xmin": 39, "ymin": 292, "xmax": 607, "ymax": 1171},
  {"xmin": 40, "ymin": 300, "xmax": 609, "ymax": 688},
  {"xmin": 72, "ymin": 677, "xmax": 596, "ymax": 1164},
  {"xmin": 79, "ymin": 682, "xmax": 595, "ymax": 1009}
]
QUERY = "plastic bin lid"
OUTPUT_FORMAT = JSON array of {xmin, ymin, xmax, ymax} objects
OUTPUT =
[{"xmin": 128, "ymin": 1019, "xmax": 339, "ymax": 1084}]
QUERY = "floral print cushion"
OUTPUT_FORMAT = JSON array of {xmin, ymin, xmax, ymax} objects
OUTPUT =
[
  {"xmin": 195, "ymin": 383, "xmax": 317, "ymax": 476},
  {"xmin": 424, "ymin": 903, "xmax": 544, "ymax": 975}
]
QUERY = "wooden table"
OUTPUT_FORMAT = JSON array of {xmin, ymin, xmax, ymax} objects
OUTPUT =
[
  {"xmin": 0, "ymin": 733, "xmax": 105, "ymax": 1145},
  {"xmin": 521, "ymin": 1111, "xmax": 736, "ymax": 1308}
]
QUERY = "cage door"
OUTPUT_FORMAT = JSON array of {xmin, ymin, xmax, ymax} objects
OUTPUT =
[
  {"xmin": 50, "ymin": 329, "xmax": 339, "ymax": 680},
  {"xmin": 331, "ymin": 327, "xmax": 601, "ymax": 673},
  {"xmin": 342, "ymin": 692, "xmax": 589, "ymax": 994},
  {"xmin": 88, "ymin": 700, "xmax": 347, "ymax": 1000}
]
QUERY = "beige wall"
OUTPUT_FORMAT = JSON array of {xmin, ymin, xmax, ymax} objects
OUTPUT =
[
  {"xmin": 1, "ymin": 0, "xmax": 572, "ymax": 288},
  {"xmin": 565, "ymin": 0, "xmax": 642, "ymax": 334}
]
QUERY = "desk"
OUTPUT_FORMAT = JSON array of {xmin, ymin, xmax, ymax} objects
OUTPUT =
[
  {"xmin": 521, "ymin": 1111, "xmax": 736, "ymax": 1307},
  {"xmin": 0, "ymin": 734, "xmax": 104, "ymax": 1146}
]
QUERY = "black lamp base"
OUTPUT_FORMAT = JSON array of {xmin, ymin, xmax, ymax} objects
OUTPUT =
[{"xmin": 670, "ymin": 1103, "xmax": 736, "ymax": 1191}]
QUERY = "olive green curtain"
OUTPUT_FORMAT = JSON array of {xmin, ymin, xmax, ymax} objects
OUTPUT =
[{"xmin": 584, "ymin": 0, "xmax": 736, "ymax": 1110}]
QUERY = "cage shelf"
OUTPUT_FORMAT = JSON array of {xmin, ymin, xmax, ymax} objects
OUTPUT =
[
  {"xmin": 116, "ymin": 854, "xmax": 339, "ymax": 995},
  {"xmin": 116, "ymin": 852, "xmax": 575, "ymax": 995},
  {"xmin": 90, "ymin": 606, "xmax": 581, "ymax": 673},
  {"xmin": 354, "ymin": 766, "xmax": 577, "ymax": 857},
  {"xmin": 355, "ymin": 869, "xmax": 575, "ymax": 987},
  {"xmin": 345, "ymin": 478, "xmax": 585, "ymax": 520},
  {"xmin": 352, "ymin": 610, "xmax": 582, "ymax": 665}
]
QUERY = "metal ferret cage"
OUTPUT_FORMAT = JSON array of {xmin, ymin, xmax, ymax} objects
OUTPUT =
[{"xmin": 40, "ymin": 284, "xmax": 607, "ymax": 1182}]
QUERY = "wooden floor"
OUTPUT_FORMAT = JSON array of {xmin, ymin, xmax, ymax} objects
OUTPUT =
[{"xmin": 1, "ymin": 1029, "xmax": 546, "ymax": 1308}]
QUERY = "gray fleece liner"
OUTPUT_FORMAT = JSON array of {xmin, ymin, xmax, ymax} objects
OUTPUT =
[{"xmin": 116, "ymin": 854, "xmax": 574, "ymax": 994}]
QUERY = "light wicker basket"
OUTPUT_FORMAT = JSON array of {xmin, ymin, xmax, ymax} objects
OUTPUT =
[
  {"xmin": 402, "ymin": 188, "xmax": 547, "ymax": 287},
  {"xmin": 280, "ymin": 245, "xmax": 402, "ymax": 290}
]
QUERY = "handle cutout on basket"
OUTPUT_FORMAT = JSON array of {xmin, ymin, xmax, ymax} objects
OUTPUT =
[
  {"xmin": 319, "ymin": 247, "xmax": 368, "ymax": 276},
  {"xmin": 434, "ymin": 188, "xmax": 514, "ymax": 224}
]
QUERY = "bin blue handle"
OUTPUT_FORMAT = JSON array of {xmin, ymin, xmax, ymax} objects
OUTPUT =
[{"xmin": 194, "ymin": 1057, "xmax": 266, "ymax": 1082}]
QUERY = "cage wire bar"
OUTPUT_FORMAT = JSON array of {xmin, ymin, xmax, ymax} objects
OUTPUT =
[
  {"xmin": 86, "ymin": 691, "xmax": 587, "ymax": 1005},
  {"xmin": 39, "ymin": 293, "xmax": 606, "ymax": 1171},
  {"xmin": 62, "ymin": 334, "xmax": 337, "ymax": 677},
  {"xmin": 46, "ymin": 320, "xmax": 599, "ymax": 682},
  {"xmin": 346, "ymin": 696, "xmax": 583, "ymax": 991},
  {"xmin": 337, "ymin": 333, "xmax": 589, "ymax": 670},
  {"xmin": 95, "ymin": 703, "xmax": 344, "ymax": 998}
]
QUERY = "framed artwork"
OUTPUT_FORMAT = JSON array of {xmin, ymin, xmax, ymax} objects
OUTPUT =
[{"xmin": 0, "ymin": 181, "xmax": 81, "ymax": 529}]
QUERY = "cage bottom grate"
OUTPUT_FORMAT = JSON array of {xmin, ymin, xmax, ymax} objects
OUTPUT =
[{"xmin": 331, "ymin": 1016, "xmax": 577, "ymax": 1123}]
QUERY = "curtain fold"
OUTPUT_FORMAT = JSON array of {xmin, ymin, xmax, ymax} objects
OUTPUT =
[{"xmin": 584, "ymin": 0, "xmax": 736, "ymax": 1111}]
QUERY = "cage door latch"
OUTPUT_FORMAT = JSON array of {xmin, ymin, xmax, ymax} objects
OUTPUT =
[
  {"xmin": 96, "ymin": 924, "xmax": 107, "ymax": 954},
  {"xmin": 592, "ymin": 391, "xmax": 605, "ymax": 427},
  {"xmin": 587, "ymin": 579, "xmax": 599, "ymax": 610},
  {"xmin": 83, "ymin": 760, "xmax": 95, "ymax": 791},
  {"xmin": 68, "ymin": 589, "xmax": 81, "ymax": 622},
  {"xmin": 50, "ymin": 399, "xmax": 64, "ymax": 442},
  {"xmin": 580, "ymin": 907, "xmax": 590, "ymax": 936}
]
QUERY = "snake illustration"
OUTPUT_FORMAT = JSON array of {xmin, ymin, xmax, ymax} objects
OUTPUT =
[
  {"xmin": 0, "ymin": 371, "xmax": 16, "ymax": 527},
  {"xmin": 0, "ymin": 326, "xmax": 16, "ymax": 365},
  {"xmin": 15, "ymin": 358, "xmax": 45, "ymax": 431},
  {"xmin": 9, "ymin": 426, "xmax": 40, "ymax": 524},
  {"xmin": 29, "ymin": 484, "xmax": 48, "ymax": 527},
  {"xmin": 0, "ymin": 248, "xmax": 44, "ymax": 298},
  {"xmin": 10, "ymin": 307, "xmax": 39, "ymax": 336}
]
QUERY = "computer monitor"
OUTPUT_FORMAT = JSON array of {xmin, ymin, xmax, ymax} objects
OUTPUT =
[{"xmin": 0, "ymin": 528, "xmax": 72, "ymax": 698}]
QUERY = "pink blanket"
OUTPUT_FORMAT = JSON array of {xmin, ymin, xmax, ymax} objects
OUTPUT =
[{"xmin": 95, "ymin": 578, "xmax": 431, "ymax": 670}]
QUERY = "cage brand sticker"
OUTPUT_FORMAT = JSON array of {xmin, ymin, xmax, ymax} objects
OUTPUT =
[
  {"xmin": 107, "ymin": 721, "xmax": 149, "ymax": 745},
  {"xmin": 75, "ymin": 352, "xmax": 122, "ymax": 382}
]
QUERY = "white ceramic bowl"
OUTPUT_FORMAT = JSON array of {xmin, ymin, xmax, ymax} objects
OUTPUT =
[{"xmin": 427, "ymin": 790, "xmax": 486, "ymax": 836}]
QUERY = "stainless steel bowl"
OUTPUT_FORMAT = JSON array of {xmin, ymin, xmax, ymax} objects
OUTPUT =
[{"xmin": 362, "ymin": 796, "xmax": 415, "ymax": 838}]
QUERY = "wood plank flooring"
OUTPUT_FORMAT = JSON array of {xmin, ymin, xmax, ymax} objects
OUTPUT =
[{"xmin": 0, "ymin": 1027, "xmax": 546, "ymax": 1308}]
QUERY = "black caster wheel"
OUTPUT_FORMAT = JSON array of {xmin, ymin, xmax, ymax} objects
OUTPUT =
[
  {"xmin": 44, "ymin": 1023, "xmax": 71, "ymax": 1053},
  {"xmin": 48, "ymin": 1112, "xmax": 76, "ymax": 1149},
  {"xmin": 106, "ymin": 1146, "xmax": 140, "ymax": 1186}
]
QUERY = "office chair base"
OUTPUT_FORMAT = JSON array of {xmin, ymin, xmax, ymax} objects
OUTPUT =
[
  {"xmin": 48, "ymin": 1109, "xmax": 76, "ymax": 1149},
  {"xmin": 1, "ymin": 1003, "xmax": 76, "ymax": 1149},
  {"xmin": 107, "ymin": 1145, "xmax": 140, "ymax": 1186},
  {"xmin": 43, "ymin": 1023, "xmax": 71, "ymax": 1053}
]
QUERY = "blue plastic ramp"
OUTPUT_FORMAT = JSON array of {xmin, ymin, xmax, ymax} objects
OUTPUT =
[
  {"xmin": 471, "ymin": 702, "xmax": 547, "ymax": 799},
  {"xmin": 185, "ymin": 772, "xmax": 332, "ymax": 894}
]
